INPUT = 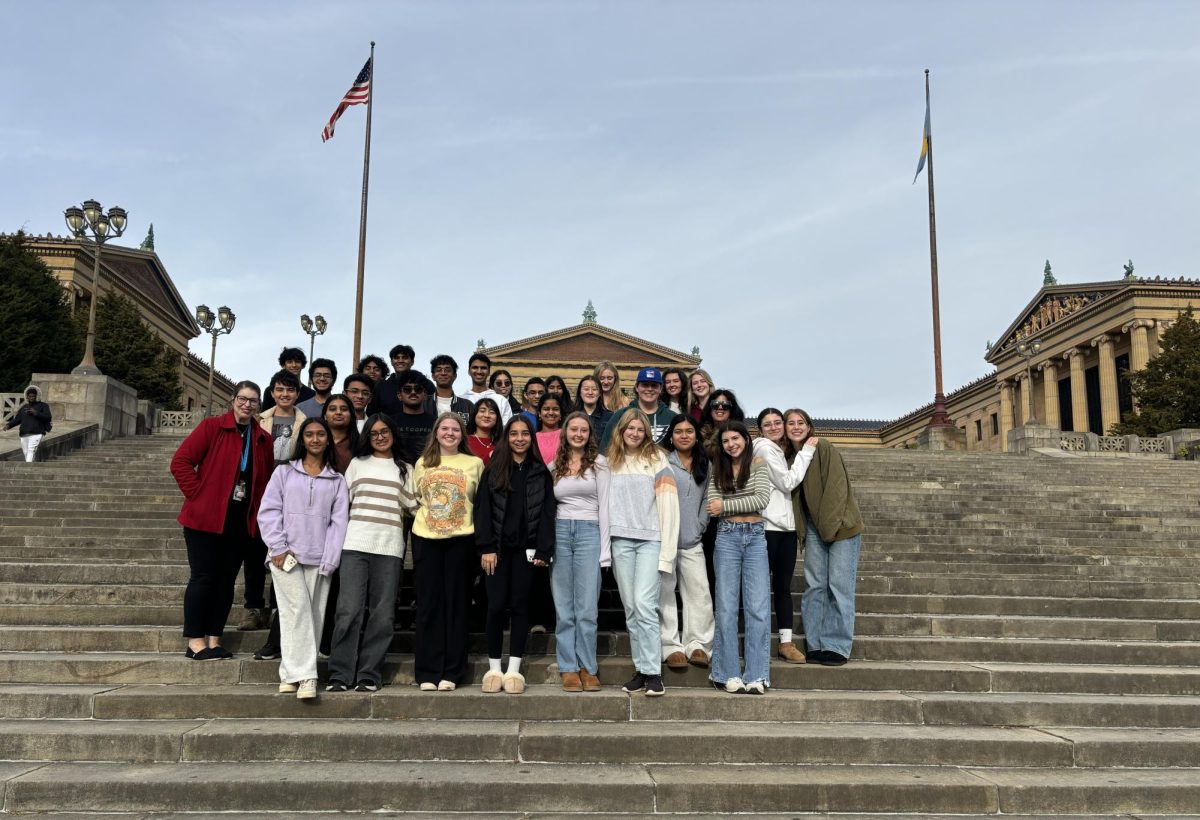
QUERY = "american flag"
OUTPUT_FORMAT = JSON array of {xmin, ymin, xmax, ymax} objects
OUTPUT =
[{"xmin": 321, "ymin": 59, "xmax": 371, "ymax": 143}]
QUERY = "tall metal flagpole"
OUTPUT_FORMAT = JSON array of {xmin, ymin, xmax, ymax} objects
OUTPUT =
[
  {"xmin": 351, "ymin": 41, "xmax": 375, "ymax": 367},
  {"xmin": 923, "ymin": 68, "xmax": 951, "ymax": 428}
]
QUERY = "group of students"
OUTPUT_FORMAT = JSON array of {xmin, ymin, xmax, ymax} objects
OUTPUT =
[{"xmin": 169, "ymin": 343, "xmax": 862, "ymax": 699}]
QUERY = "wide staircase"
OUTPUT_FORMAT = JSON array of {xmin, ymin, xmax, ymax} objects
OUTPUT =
[{"xmin": 0, "ymin": 437, "xmax": 1198, "ymax": 815}]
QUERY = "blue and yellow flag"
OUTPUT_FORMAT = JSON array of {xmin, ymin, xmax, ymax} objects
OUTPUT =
[{"xmin": 912, "ymin": 99, "xmax": 930, "ymax": 184}]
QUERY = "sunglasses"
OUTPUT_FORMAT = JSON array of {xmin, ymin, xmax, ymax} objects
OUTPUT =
[
  {"xmin": 400, "ymin": 386, "xmax": 426, "ymax": 394},
  {"xmin": 711, "ymin": 401, "xmax": 733, "ymax": 411}
]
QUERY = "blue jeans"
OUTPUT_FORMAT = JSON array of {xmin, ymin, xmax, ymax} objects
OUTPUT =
[
  {"xmin": 710, "ymin": 521, "xmax": 770, "ymax": 687},
  {"xmin": 551, "ymin": 519, "xmax": 601, "ymax": 674},
  {"xmin": 610, "ymin": 537, "xmax": 662, "ymax": 676},
  {"xmin": 801, "ymin": 522, "xmax": 861, "ymax": 657}
]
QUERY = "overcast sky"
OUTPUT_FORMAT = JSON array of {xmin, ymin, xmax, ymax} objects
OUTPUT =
[{"xmin": 3, "ymin": 1, "xmax": 1197, "ymax": 419}]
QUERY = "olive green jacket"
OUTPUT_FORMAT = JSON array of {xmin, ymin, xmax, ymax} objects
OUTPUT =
[{"xmin": 791, "ymin": 438, "xmax": 863, "ymax": 543}]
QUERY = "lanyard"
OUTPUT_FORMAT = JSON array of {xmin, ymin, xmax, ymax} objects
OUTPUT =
[{"xmin": 240, "ymin": 424, "xmax": 251, "ymax": 472}]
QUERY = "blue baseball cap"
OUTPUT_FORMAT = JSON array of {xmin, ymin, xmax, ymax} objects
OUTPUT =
[{"xmin": 636, "ymin": 367, "xmax": 663, "ymax": 385}]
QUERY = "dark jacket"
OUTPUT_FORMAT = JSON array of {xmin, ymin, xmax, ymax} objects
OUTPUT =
[
  {"xmin": 581, "ymin": 404, "xmax": 613, "ymax": 441},
  {"xmin": 5, "ymin": 401, "xmax": 52, "ymax": 436},
  {"xmin": 170, "ymin": 411, "xmax": 274, "ymax": 536},
  {"xmin": 474, "ymin": 458, "xmax": 556, "ymax": 562},
  {"xmin": 791, "ymin": 438, "xmax": 864, "ymax": 544},
  {"xmin": 424, "ymin": 394, "xmax": 474, "ymax": 427}
]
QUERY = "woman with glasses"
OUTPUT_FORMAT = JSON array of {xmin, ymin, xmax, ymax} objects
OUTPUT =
[
  {"xmin": 326, "ymin": 414, "xmax": 416, "ymax": 693},
  {"xmin": 488, "ymin": 370, "xmax": 524, "ymax": 417},
  {"xmin": 606, "ymin": 410, "xmax": 679, "ymax": 697},
  {"xmin": 752, "ymin": 408, "xmax": 818, "ymax": 665},
  {"xmin": 785, "ymin": 409, "xmax": 863, "ymax": 667},
  {"xmin": 170, "ymin": 382, "xmax": 274, "ymax": 661},
  {"xmin": 572, "ymin": 375, "xmax": 612, "ymax": 440},
  {"xmin": 594, "ymin": 360, "xmax": 629, "ymax": 412},
  {"xmin": 707, "ymin": 421, "xmax": 773, "ymax": 694},
  {"xmin": 412, "ymin": 414, "xmax": 485, "ymax": 691},
  {"xmin": 688, "ymin": 369, "xmax": 716, "ymax": 422},
  {"xmin": 466, "ymin": 397, "xmax": 503, "ymax": 465}
]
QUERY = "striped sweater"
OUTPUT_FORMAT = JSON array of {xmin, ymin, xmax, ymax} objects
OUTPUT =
[
  {"xmin": 342, "ymin": 455, "xmax": 417, "ymax": 558},
  {"xmin": 607, "ymin": 450, "xmax": 680, "ymax": 574},
  {"xmin": 706, "ymin": 457, "xmax": 771, "ymax": 517}
]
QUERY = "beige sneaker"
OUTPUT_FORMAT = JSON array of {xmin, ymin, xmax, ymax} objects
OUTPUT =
[
  {"xmin": 777, "ymin": 641, "xmax": 806, "ymax": 664},
  {"xmin": 278, "ymin": 681, "xmax": 298, "ymax": 694},
  {"xmin": 296, "ymin": 679, "xmax": 317, "ymax": 700}
]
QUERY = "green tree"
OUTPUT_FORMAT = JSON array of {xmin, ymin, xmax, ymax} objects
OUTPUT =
[
  {"xmin": 0, "ymin": 232, "xmax": 83, "ymax": 391},
  {"xmin": 87, "ymin": 293, "xmax": 182, "ymax": 409},
  {"xmin": 1116, "ymin": 306, "xmax": 1200, "ymax": 435}
]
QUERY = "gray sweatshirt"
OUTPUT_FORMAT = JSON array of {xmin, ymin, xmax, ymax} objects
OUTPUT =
[{"xmin": 668, "ymin": 451, "xmax": 709, "ymax": 550}]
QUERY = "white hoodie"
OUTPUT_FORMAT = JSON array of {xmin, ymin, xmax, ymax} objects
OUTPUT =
[{"xmin": 752, "ymin": 437, "xmax": 815, "ymax": 532}]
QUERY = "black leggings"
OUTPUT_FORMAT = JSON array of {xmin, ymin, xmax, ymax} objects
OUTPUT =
[
  {"xmin": 484, "ymin": 550, "xmax": 534, "ymax": 659},
  {"xmin": 765, "ymin": 529, "xmax": 799, "ymax": 633},
  {"xmin": 182, "ymin": 506, "xmax": 252, "ymax": 638},
  {"xmin": 241, "ymin": 535, "xmax": 268, "ymax": 610}
]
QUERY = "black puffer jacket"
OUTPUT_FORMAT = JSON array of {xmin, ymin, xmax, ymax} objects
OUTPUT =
[
  {"xmin": 5, "ymin": 400, "xmax": 51, "ymax": 436},
  {"xmin": 473, "ymin": 458, "xmax": 556, "ymax": 562}
]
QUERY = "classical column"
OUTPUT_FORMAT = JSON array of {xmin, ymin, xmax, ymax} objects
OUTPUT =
[
  {"xmin": 1091, "ymin": 333, "xmax": 1119, "ymax": 434},
  {"xmin": 1123, "ymin": 319, "xmax": 1154, "ymax": 372},
  {"xmin": 1040, "ymin": 360, "xmax": 1060, "ymax": 428},
  {"xmin": 1154, "ymin": 319, "xmax": 1174, "ymax": 355},
  {"xmin": 1063, "ymin": 348, "xmax": 1088, "ymax": 434},
  {"xmin": 998, "ymin": 379, "xmax": 1015, "ymax": 450},
  {"xmin": 1017, "ymin": 372, "xmax": 1033, "ymax": 425}
]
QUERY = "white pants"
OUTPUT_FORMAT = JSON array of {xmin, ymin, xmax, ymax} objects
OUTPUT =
[
  {"xmin": 20, "ymin": 434, "xmax": 42, "ymax": 463},
  {"xmin": 270, "ymin": 563, "xmax": 330, "ymax": 684},
  {"xmin": 659, "ymin": 546, "xmax": 715, "ymax": 659}
]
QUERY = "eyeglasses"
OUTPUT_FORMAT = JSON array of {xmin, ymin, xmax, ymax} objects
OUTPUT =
[
  {"xmin": 312, "ymin": 373, "xmax": 333, "ymax": 380},
  {"xmin": 400, "ymin": 385, "xmax": 426, "ymax": 394},
  {"xmin": 711, "ymin": 402, "xmax": 733, "ymax": 411},
  {"xmin": 345, "ymin": 388, "xmax": 371, "ymax": 397},
  {"xmin": 493, "ymin": 380, "xmax": 511, "ymax": 388},
  {"xmin": 234, "ymin": 396, "xmax": 260, "ymax": 407},
  {"xmin": 369, "ymin": 430, "xmax": 392, "ymax": 440}
]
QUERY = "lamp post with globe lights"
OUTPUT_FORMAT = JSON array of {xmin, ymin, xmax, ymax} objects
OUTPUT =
[
  {"xmin": 196, "ymin": 305, "xmax": 236, "ymax": 416},
  {"xmin": 64, "ymin": 200, "xmax": 127, "ymax": 375}
]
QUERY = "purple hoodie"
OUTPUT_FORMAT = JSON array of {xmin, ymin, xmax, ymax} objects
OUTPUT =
[{"xmin": 256, "ymin": 460, "xmax": 350, "ymax": 575}]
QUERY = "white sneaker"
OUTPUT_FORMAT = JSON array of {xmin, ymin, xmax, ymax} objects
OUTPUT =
[
  {"xmin": 278, "ymin": 681, "xmax": 298, "ymax": 694},
  {"xmin": 744, "ymin": 680, "xmax": 766, "ymax": 695},
  {"xmin": 296, "ymin": 679, "xmax": 317, "ymax": 700},
  {"xmin": 723, "ymin": 677, "xmax": 746, "ymax": 694},
  {"xmin": 419, "ymin": 682, "xmax": 437, "ymax": 692}
]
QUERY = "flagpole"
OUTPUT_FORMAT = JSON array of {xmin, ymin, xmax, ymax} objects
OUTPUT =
[
  {"xmin": 351, "ymin": 41, "xmax": 374, "ymax": 367},
  {"xmin": 923, "ymin": 68, "xmax": 951, "ymax": 428}
]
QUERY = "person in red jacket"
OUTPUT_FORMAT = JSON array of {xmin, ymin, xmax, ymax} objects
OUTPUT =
[{"xmin": 170, "ymin": 381, "xmax": 275, "ymax": 660}]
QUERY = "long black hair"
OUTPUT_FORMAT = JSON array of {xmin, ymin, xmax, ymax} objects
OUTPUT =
[
  {"xmin": 486, "ymin": 415, "xmax": 543, "ymax": 491},
  {"xmin": 662, "ymin": 414, "xmax": 708, "ymax": 486},
  {"xmin": 467, "ymin": 397, "xmax": 503, "ymax": 442},
  {"xmin": 700, "ymin": 388, "xmax": 746, "ymax": 430},
  {"xmin": 353, "ymin": 412, "xmax": 409, "ymax": 479},
  {"xmin": 712, "ymin": 420, "xmax": 753, "ymax": 494},
  {"xmin": 321, "ymin": 393, "xmax": 360, "ymax": 452},
  {"xmin": 535, "ymin": 392, "xmax": 568, "ymax": 432},
  {"xmin": 289, "ymin": 417, "xmax": 337, "ymax": 469}
]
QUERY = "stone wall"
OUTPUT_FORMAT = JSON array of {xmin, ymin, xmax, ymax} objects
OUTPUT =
[{"xmin": 33, "ymin": 373, "xmax": 137, "ymax": 441}]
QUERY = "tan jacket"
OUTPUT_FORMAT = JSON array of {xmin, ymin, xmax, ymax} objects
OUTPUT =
[{"xmin": 792, "ymin": 438, "xmax": 863, "ymax": 543}]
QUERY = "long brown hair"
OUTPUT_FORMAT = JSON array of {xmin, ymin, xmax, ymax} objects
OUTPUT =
[
  {"xmin": 782, "ymin": 408, "xmax": 815, "ymax": 462},
  {"xmin": 593, "ymin": 360, "xmax": 629, "ymax": 411},
  {"xmin": 420, "ymin": 413, "xmax": 472, "ymax": 468},
  {"xmin": 712, "ymin": 421, "xmax": 753, "ymax": 494},
  {"xmin": 662, "ymin": 367, "xmax": 691, "ymax": 417},
  {"xmin": 606, "ymin": 409, "xmax": 660, "ymax": 470},
  {"xmin": 554, "ymin": 411, "xmax": 599, "ymax": 481}
]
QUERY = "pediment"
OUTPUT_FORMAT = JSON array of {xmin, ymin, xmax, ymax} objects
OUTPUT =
[
  {"xmin": 987, "ymin": 282, "xmax": 1127, "ymax": 362},
  {"xmin": 485, "ymin": 323, "xmax": 700, "ymax": 367}
]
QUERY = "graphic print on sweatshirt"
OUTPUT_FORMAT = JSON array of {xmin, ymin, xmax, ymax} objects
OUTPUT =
[{"xmin": 418, "ymin": 466, "xmax": 470, "ymax": 536}]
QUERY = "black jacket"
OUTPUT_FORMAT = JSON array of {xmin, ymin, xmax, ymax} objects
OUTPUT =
[
  {"xmin": 5, "ymin": 401, "xmax": 51, "ymax": 436},
  {"xmin": 474, "ymin": 458, "xmax": 556, "ymax": 562}
]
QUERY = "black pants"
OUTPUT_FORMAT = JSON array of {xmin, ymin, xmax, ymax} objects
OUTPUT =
[
  {"xmin": 484, "ymin": 549, "xmax": 534, "ymax": 659},
  {"xmin": 413, "ymin": 534, "xmax": 473, "ymax": 686},
  {"xmin": 701, "ymin": 518, "xmax": 718, "ymax": 599},
  {"xmin": 242, "ymin": 535, "xmax": 268, "ymax": 610},
  {"xmin": 765, "ymin": 529, "xmax": 799, "ymax": 633},
  {"xmin": 182, "ymin": 506, "xmax": 251, "ymax": 638}
]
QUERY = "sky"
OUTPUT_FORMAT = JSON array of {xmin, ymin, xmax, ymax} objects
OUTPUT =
[{"xmin": 3, "ymin": 1, "xmax": 1198, "ymax": 420}]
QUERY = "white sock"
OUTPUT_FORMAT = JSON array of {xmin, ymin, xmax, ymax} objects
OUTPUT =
[
  {"xmin": 780, "ymin": 629, "xmax": 793, "ymax": 644},
  {"xmin": 506, "ymin": 656, "xmax": 522, "ymax": 676},
  {"xmin": 488, "ymin": 658, "xmax": 502, "ymax": 674}
]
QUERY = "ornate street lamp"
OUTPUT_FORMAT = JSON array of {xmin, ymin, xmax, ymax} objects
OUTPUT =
[
  {"xmin": 64, "ymin": 199, "xmax": 128, "ymax": 375},
  {"xmin": 300, "ymin": 314, "xmax": 327, "ymax": 375},
  {"xmin": 197, "ymin": 304, "xmax": 236, "ymax": 416},
  {"xmin": 1016, "ymin": 338, "xmax": 1043, "ymax": 426}
]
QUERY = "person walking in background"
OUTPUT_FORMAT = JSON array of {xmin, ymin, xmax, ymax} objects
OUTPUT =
[
  {"xmin": 659, "ymin": 415, "xmax": 714, "ymax": 671},
  {"xmin": 326, "ymin": 413, "xmax": 416, "ymax": 692},
  {"xmin": 605, "ymin": 410, "xmax": 679, "ymax": 697},
  {"xmin": 551, "ymin": 411, "xmax": 609, "ymax": 692},
  {"xmin": 474, "ymin": 415, "xmax": 556, "ymax": 695},
  {"xmin": 257, "ymin": 417, "xmax": 349, "ymax": 700},
  {"xmin": 411, "ymin": 413, "xmax": 484, "ymax": 691},
  {"xmin": 786, "ymin": 408, "xmax": 863, "ymax": 667},
  {"xmin": 707, "ymin": 420, "xmax": 773, "ymax": 694},
  {"xmin": 5, "ymin": 385, "xmax": 51, "ymax": 463},
  {"xmin": 170, "ymin": 381, "xmax": 273, "ymax": 660}
]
